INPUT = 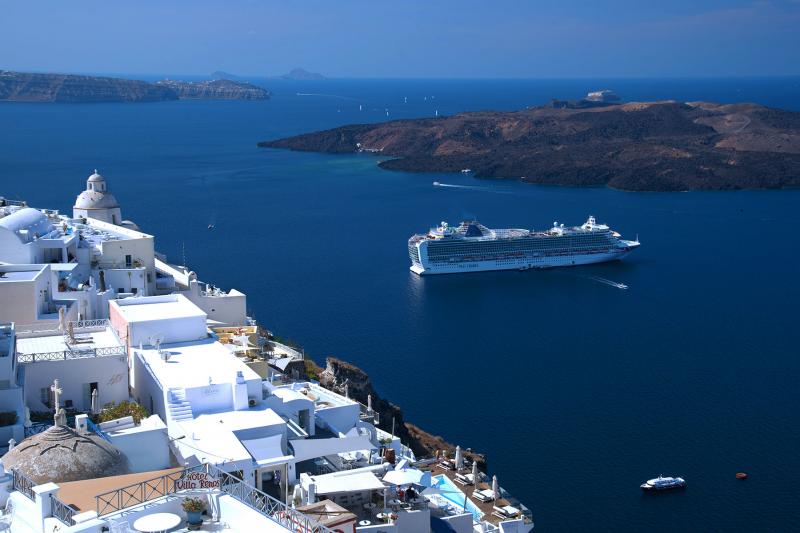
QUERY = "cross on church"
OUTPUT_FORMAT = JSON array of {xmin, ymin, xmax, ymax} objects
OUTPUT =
[{"xmin": 51, "ymin": 379, "xmax": 62, "ymax": 412}]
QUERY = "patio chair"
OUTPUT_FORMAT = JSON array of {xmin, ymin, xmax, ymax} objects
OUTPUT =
[
  {"xmin": 109, "ymin": 521, "xmax": 135, "ymax": 533},
  {"xmin": 455, "ymin": 473, "xmax": 475, "ymax": 486},
  {"xmin": 472, "ymin": 489, "xmax": 495, "ymax": 502}
]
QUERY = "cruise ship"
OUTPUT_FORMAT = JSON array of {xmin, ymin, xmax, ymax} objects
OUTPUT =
[{"xmin": 408, "ymin": 216, "xmax": 640, "ymax": 275}]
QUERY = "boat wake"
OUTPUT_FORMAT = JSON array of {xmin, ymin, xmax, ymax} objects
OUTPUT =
[
  {"xmin": 587, "ymin": 276, "xmax": 628, "ymax": 290},
  {"xmin": 432, "ymin": 181, "xmax": 509, "ymax": 194}
]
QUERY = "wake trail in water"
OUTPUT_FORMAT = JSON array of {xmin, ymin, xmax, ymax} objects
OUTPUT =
[
  {"xmin": 586, "ymin": 276, "xmax": 628, "ymax": 290},
  {"xmin": 432, "ymin": 181, "xmax": 511, "ymax": 194}
]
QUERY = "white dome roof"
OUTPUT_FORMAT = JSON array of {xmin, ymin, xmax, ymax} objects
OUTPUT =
[
  {"xmin": 0, "ymin": 207, "xmax": 53, "ymax": 243},
  {"xmin": 74, "ymin": 170, "xmax": 120, "ymax": 210},
  {"xmin": 74, "ymin": 190, "xmax": 120, "ymax": 209}
]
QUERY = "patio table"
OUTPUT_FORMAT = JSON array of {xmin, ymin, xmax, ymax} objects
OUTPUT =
[{"xmin": 133, "ymin": 512, "xmax": 182, "ymax": 533}]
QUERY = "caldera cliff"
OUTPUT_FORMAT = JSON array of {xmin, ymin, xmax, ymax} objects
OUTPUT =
[{"xmin": 259, "ymin": 100, "xmax": 800, "ymax": 191}]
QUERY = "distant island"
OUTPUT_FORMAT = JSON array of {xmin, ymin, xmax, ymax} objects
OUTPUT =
[
  {"xmin": 209, "ymin": 70, "xmax": 244, "ymax": 81},
  {"xmin": 156, "ymin": 78, "xmax": 270, "ymax": 100},
  {"xmin": 0, "ymin": 70, "xmax": 270, "ymax": 102},
  {"xmin": 280, "ymin": 68, "xmax": 325, "ymax": 81},
  {"xmin": 259, "ymin": 100, "xmax": 800, "ymax": 191}
]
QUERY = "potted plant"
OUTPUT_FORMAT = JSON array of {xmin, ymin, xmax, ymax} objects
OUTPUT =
[{"xmin": 181, "ymin": 497, "xmax": 205, "ymax": 525}]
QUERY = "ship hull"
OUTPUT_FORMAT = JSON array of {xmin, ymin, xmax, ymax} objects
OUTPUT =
[{"xmin": 411, "ymin": 247, "xmax": 634, "ymax": 275}]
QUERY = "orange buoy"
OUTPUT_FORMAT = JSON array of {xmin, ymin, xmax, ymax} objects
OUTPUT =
[{"xmin": 736, "ymin": 472, "xmax": 748, "ymax": 480}]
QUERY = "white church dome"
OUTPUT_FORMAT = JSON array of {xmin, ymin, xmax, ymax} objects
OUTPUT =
[{"xmin": 74, "ymin": 170, "xmax": 120, "ymax": 210}]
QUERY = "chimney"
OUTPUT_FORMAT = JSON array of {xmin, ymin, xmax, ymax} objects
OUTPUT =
[{"xmin": 232, "ymin": 371, "xmax": 248, "ymax": 410}]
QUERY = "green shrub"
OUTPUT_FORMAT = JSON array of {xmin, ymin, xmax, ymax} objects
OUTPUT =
[{"xmin": 99, "ymin": 401, "xmax": 149, "ymax": 424}]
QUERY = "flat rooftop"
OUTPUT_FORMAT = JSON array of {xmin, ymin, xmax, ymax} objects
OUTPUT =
[
  {"xmin": 0, "ymin": 270, "xmax": 41, "ymax": 281},
  {"xmin": 137, "ymin": 338, "xmax": 260, "ymax": 390},
  {"xmin": 114, "ymin": 294, "xmax": 206, "ymax": 323},
  {"xmin": 16, "ymin": 326, "xmax": 122, "ymax": 355}
]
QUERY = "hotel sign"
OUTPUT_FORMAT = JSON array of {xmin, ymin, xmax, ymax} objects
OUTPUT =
[{"xmin": 175, "ymin": 471, "xmax": 220, "ymax": 490}]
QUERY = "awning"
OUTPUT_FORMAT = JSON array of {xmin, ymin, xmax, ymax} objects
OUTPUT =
[
  {"xmin": 383, "ymin": 468, "xmax": 429, "ymax": 486},
  {"xmin": 241, "ymin": 434, "xmax": 293, "ymax": 468},
  {"xmin": 289, "ymin": 435, "xmax": 376, "ymax": 463},
  {"xmin": 312, "ymin": 471, "xmax": 386, "ymax": 495}
]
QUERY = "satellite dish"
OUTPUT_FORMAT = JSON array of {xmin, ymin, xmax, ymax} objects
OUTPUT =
[{"xmin": 149, "ymin": 333, "xmax": 165, "ymax": 355}]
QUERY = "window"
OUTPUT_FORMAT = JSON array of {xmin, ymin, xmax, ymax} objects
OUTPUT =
[
  {"xmin": 118, "ymin": 288, "xmax": 124, "ymax": 294},
  {"xmin": 131, "ymin": 287, "xmax": 138, "ymax": 295},
  {"xmin": 40, "ymin": 387, "xmax": 51, "ymax": 407},
  {"xmin": 125, "ymin": 254, "xmax": 132, "ymax": 267}
]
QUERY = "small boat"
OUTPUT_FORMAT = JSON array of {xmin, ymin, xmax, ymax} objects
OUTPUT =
[
  {"xmin": 640, "ymin": 475, "xmax": 686, "ymax": 491},
  {"xmin": 433, "ymin": 181, "xmax": 441, "ymax": 186},
  {"xmin": 736, "ymin": 472, "xmax": 748, "ymax": 480},
  {"xmin": 208, "ymin": 224, "xmax": 215, "ymax": 230}
]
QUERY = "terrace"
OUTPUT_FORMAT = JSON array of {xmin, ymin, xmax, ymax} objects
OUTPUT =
[
  {"xmin": 427, "ymin": 461, "xmax": 534, "ymax": 529},
  {"xmin": 10, "ymin": 464, "xmax": 336, "ymax": 532},
  {"xmin": 15, "ymin": 319, "xmax": 125, "ymax": 363}
]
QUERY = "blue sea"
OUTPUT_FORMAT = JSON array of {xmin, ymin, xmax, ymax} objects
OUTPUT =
[{"xmin": 2, "ymin": 77, "xmax": 800, "ymax": 531}]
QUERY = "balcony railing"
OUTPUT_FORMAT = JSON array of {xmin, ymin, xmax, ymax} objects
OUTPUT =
[
  {"xmin": 17, "ymin": 345, "xmax": 126, "ymax": 364},
  {"xmin": 68, "ymin": 318, "xmax": 110, "ymax": 331},
  {"xmin": 208, "ymin": 464, "xmax": 335, "ymax": 533},
  {"xmin": 11, "ymin": 468, "xmax": 36, "ymax": 501},
  {"xmin": 96, "ymin": 466, "xmax": 204, "ymax": 516},
  {"xmin": 359, "ymin": 402, "xmax": 380, "ymax": 424},
  {"xmin": 51, "ymin": 495, "xmax": 78, "ymax": 526},
  {"xmin": 95, "ymin": 464, "xmax": 335, "ymax": 533}
]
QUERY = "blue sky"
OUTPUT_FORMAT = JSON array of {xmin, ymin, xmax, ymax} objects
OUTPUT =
[{"xmin": 2, "ymin": 0, "xmax": 799, "ymax": 78}]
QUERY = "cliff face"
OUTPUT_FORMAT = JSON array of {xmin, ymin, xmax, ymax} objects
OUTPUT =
[
  {"xmin": 315, "ymin": 357, "xmax": 484, "ymax": 465},
  {"xmin": 156, "ymin": 79, "xmax": 270, "ymax": 100},
  {"xmin": 0, "ymin": 71, "xmax": 176, "ymax": 103},
  {"xmin": 260, "ymin": 101, "xmax": 800, "ymax": 191},
  {"xmin": 0, "ymin": 71, "xmax": 270, "ymax": 102}
]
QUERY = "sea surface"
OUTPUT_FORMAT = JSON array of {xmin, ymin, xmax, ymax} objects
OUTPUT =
[{"xmin": 2, "ymin": 77, "xmax": 800, "ymax": 531}]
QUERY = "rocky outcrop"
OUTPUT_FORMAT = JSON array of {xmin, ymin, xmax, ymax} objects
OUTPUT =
[
  {"xmin": 0, "ymin": 70, "xmax": 176, "ymax": 103},
  {"xmin": 313, "ymin": 357, "xmax": 484, "ymax": 466},
  {"xmin": 260, "ymin": 100, "xmax": 800, "ymax": 191},
  {"xmin": 156, "ymin": 79, "xmax": 270, "ymax": 100},
  {"xmin": 0, "ymin": 70, "xmax": 270, "ymax": 102}
]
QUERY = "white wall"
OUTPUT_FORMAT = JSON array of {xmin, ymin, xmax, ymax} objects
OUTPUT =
[
  {"xmin": 441, "ymin": 512, "xmax": 475, "ymax": 533},
  {"xmin": 315, "ymin": 403, "xmax": 360, "ymax": 435},
  {"xmin": 107, "ymin": 422, "xmax": 171, "ymax": 473},
  {"xmin": 132, "ymin": 351, "xmax": 167, "ymax": 422},
  {"xmin": 184, "ymin": 383, "xmax": 233, "ymax": 414},
  {"xmin": 96, "ymin": 229, "xmax": 155, "ymax": 294},
  {"xmin": 102, "ymin": 268, "xmax": 147, "ymax": 297},
  {"xmin": 395, "ymin": 509, "xmax": 431, "ymax": 533},
  {"xmin": 0, "ymin": 228, "xmax": 35, "ymax": 264},
  {"xmin": 185, "ymin": 281, "xmax": 247, "ymax": 326},
  {"xmin": 23, "ymin": 355, "xmax": 129, "ymax": 412}
]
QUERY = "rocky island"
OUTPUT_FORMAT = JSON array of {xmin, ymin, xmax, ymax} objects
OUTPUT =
[
  {"xmin": 0, "ymin": 70, "xmax": 270, "ymax": 102},
  {"xmin": 260, "ymin": 100, "xmax": 800, "ymax": 191},
  {"xmin": 280, "ymin": 67, "xmax": 325, "ymax": 81}
]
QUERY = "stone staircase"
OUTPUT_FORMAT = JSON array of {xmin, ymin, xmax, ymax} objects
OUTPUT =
[{"xmin": 167, "ymin": 387, "xmax": 193, "ymax": 422}]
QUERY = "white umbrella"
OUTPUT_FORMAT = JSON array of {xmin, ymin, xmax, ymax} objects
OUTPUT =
[
  {"xmin": 492, "ymin": 475, "xmax": 499, "ymax": 500},
  {"xmin": 383, "ymin": 468, "xmax": 424, "ymax": 486},
  {"xmin": 472, "ymin": 461, "xmax": 479, "ymax": 486},
  {"xmin": 455, "ymin": 446, "xmax": 463, "ymax": 470},
  {"xmin": 90, "ymin": 388, "xmax": 99, "ymax": 415}
]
